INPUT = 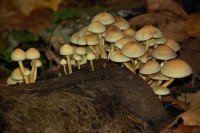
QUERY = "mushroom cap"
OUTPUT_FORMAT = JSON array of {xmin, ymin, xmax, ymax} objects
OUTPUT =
[
  {"xmin": 84, "ymin": 34, "xmax": 99, "ymax": 45},
  {"xmin": 78, "ymin": 26, "xmax": 88, "ymax": 37},
  {"xmin": 11, "ymin": 68, "xmax": 24, "ymax": 80},
  {"xmin": 101, "ymin": 25, "xmax": 120, "ymax": 37},
  {"xmin": 134, "ymin": 25, "xmax": 163, "ymax": 41},
  {"xmin": 110, "ymin": 50, "xmax": 131, "ymax": 63},
  {"xmin": 60, "ymin": 58, "xmax": 67, "ymax": 65},
  {"xmin": 105, "ymin": 28, "xmax": 124, "ymax": 42},
  {"xmin": 60, "ymin": 44, "xmax": 74, "ymax": 56},
  {"xmin": 23, "ymin": 68, "xmax": 31, "ymax": 76},
  {"xmin": 70, "ymin": 59, "xmax": 76, "ymax": 66},
  {"xmin": 7, "ymin": 77, "xmax": 18, "ymax": 85},
  {"xmin": 121, "ymin": 41, "xmax": 146, "ymax": 58},
  {"xmin": 25, "ymin": 48, "xmax": 40, "ymax": 60},
  {"xmin": 161, "ymin": 59, "xmax": 192, "ymax": 78},
  {"xmin": 151, "ymin": 45, "xmax": 177, "ymax": 60},
  {"xmin": 137, "ymin": 51, "xmax": 150, "ymax": 63},
  {"xmin": 77, "ymin": 37, "xmax": 87, "ymax": 45},
  {"xmin": 140, "ymin": 60, "xmax": 161, "ymax": 75},
  {"xmin": 165, "ymin": 39, "xmax": 180, "ymax": 52},
  {"xmin": 149, "ymin": 36, "xmax": 167, "ymax": 46},
  {"xmin": 75, "ymin": 55, "xmax": 82, "ymax": 61},
  {"xmin": 151, "ymin": 72, "xmax": 170, "ymax": 80},
  {"xmin": 70, "ymin": 32, "xmax": 79, "ymax": 44},
  {"xmin": 114, "ymin": 36, "xmax": 135, "ymax": 49},
  {"xmin": 123, "ymin": 28, "xmax": 136, "ymax": 37},
  {"xmin": 35, "ymin": 59, "xmax": 42, "ymax": 67},
  {"xmin": 11, "ymin": 48, "xmax": 26, "ymax": 61},
  {"xmin": 86, "ymin": 52, "xmax": 95, "ymax": 60},
  {"xmin": 154, "ymin": 86, "xmax": 170, "ymax": 96},
  {"xmin": 112, "ymin": 16, "xmax": 130, "ymax": 30},
  {"xmin": 75, "ymin": 46, "xmax": 87, "ymax": 55},
  {"xmin": 91, "ymin": 12, "xmax": 115, "ymax": 25},
  {"xmin": 88, "ymin": 21, "xmax": 106, "ymax": 33}
]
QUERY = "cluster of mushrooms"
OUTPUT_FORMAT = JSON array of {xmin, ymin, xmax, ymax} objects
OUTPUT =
[
  {"xmin": 7, "ymin": 48, "xmax": 42, "ymax": 84},
  {"xmin": 59, "ymin": 12, "xmax": 192, "ymax": 99}
]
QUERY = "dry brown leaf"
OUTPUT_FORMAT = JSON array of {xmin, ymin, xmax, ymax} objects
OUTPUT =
[
  {"xmin": 10, "ymin": 0, "xmax": 62, "ymax": 16},
  {"xmin": 186, "ymin": 12, "xmax": 200, "ymax": 38},
  {"xmin": 146, "ymin": 0, "xmax": 188, "ymax": 19},
  {"xmin": 51, "ymin": 35, "xmax": 66, "ymax": 52},
  {"xmin": 129, "ymin": 13, "xmax": 188, "ymax": 41},
  {"xmin": 161, "ymin": 91, "xmax": 200, "ymax": 133}
]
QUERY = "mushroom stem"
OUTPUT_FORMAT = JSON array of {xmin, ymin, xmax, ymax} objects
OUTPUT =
[
  {"xmin": 63, "ymin": 65, "xmax": 67, "ymax": 75},
  {"xmin": 89, "ymin": 46, "xmax": 100, "ymax": 60},
  {"xmin": 30, "ymin": 59, "xmax": 36, "ymax": 83},
  {"xmin": 158, "ymin": 95, "xmax": 162, "ymax": 100},
  {"xmin": 131, "ymin": 58, "xmax": 135, "ymax": 69},
  {"xmin": 18, "ymin": 61, "xmax": 26, "ymax": 81},
  {"xmin": 123, "ymin": 62, "xmax": 136, "ymax": 74},
  {"xmin": 110, "ymin": 43, "xmax": 115, "ymax": 53},
  {"xmin": 152, "ymin": 80, "xmax": 163, "ymax": 89},
  {"xmin": 33, "ymin": 67, "xmax": 38, "ymax": 82},
  {"xmin": 162, "ymin": 78, "xmax": 175, "ymax": 87},
  {"xmin": 147, "ymin": 79, "xmax": 154, "ymax": 85},
  {"xmin": 98, "ymin": 34, "xmax": 107, "ymax": 59},
  {"xmin": 24, "ymin": 76, "xmax": 29, "ymax": 83},
  {"xmin": 145, "ymin": 75, "xmax": 151, "ymax": 82},
  {"xmin": 77, "ymin": 60, "xmax": 80, "ymax": 69},
  {"xmin": 90, "ymin": 60, "xmax": 94, "ymax": 71},
  {"xmin": 145, "ymin": 40, "xmax": 150, "ymax": 51},
  {"xmin": 66, "ymin": 55, "xmax": 72, "ymax": 74}
]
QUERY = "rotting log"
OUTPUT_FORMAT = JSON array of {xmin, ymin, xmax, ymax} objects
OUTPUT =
[{"xmin": 0, "ymin": 59, "xmax": 170, "ymax": 133}]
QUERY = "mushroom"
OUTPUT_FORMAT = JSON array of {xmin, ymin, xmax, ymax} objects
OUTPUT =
[
  {"xmin": 25, "ymin": 48, "xmax": 40, "ymax": 83},
  {"xmin": 60, "ymin": 58, "xmax": 67, "ymax": 75},
  {"xmin": 23, "ymin": 68, "xmax": 31, "ymax": 83},
  {"xmin": 7, "ymin": 76, "xmax": 18, "ymax": 85},
  {"xmin": 60, "ymin": 44, "xmax": 74, "ymax": 74},
  {"xmin": 140, "ymin": 60, "xmax": 161, "ymax": 82},
  {"xmin": 112, "ymin": 16, "xmax": 130, "ymax": 30},
  {"xmin": 121, "ymin": 41, "xmax": 146, "ymax": 72},
  {"xmin": 75, "ymin": 55, "xmax": 82, "ymax": 69},
  {"xmin": 78, "ymin": 26, "xmax": 88, "ymax": 37},
  {"xmin": 154, "ymin": 86, "xmax": 170, "ymax": 100},
  {"xmin": 11, "ymin": 48, "xmax": 26, "ymax": 79},
  {"xmin": 91, "ymin": 12, "xmax": 115, "ymax": 26},
  {"xmin": 70, "ymin": 32, "xmax": 79, "ymax": 44},
  {"xmin": 114, "ymin": 36, "xmax": 135, "ymax": 50},
  {"xmin": 110, "ymin": 50, "xmax": 136, "ymax": 74},
  {"xmin": 161, "ymin": 59, "xmax": 192, "ymax": 87},
  {"xmin": 165, "ymin": 39, "xmax": 180, "ymax": 52},
  {"xmin": 11, "ymin": 68, "xmax": 24, "ymax": 84},
  {"xmin": 150, "ymin": 72, "xmax": 170, "ymax": 89},
  {"xmin": 134, "ymin": 25, "xmax": 163, "ymax": 51},
  {"xmin": 33, "ymin": 59, "xmax": 42, "ymax": 82},
  {"xmin": 86, "ymin": 52, "xmax": 96, "ymax": 71},
  {"xmin": 123, "ymin": 28, "xmax": 136, "ymax": 37},
  {"xmin": 88, "ymin": 21, "xmax": 107, "ymax": 59}
]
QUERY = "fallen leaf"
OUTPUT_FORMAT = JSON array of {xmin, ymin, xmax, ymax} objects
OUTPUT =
[
  {"xmin": 146, "ymin": 0, "xmax": 188, "ymax": 19},
  {"xmin": 186, "ymin": 12, "xmax": 200, "ymax": 38},
  {"xmin": 129, "ymin": 13, "xmax": 188, "ymax": 41},
  {"xmin": 51, "ymin": 35, "xmax": 66, "ymax": 52},
  {"xmin": 161, "ymin": 91, "xmax": 200, "ymax": 133}
]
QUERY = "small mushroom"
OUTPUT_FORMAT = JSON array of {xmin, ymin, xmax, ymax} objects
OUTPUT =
[
  {"xmin": 86, "ymin": 52, "xmax": 95, "ymax": 71},
  {"xmin": 7, "ymin": 77, "xmax": 18, "ymax": 85},
  {"xmin": 31, "ymin": 59, "xmax": 42, "ymax": 82},
  {"xmin": 23, "ymin": 68, "xmax": 31, "ymax": 83},
  {"xmin": 154, "ymin": 86, "xmax": 170, "ymax": 100},
  {"xmin": 75, "ymin": 55, "xmax": 82, "ymax": 69},
  {"xmin": 60, "ymin": 58, "xmax": 67, "ymax": 75}
]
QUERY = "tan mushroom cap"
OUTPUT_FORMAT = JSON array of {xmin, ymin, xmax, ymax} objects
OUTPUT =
[
  {"xmin": 77, "ymin": 36, "xmax": 87, "ymax": 45},
  {"xmin": 161, "ymin": 59, "xmax": 192, "ymax": 78},
  {"xmin": 23, "ymin": 68, "xmax": 31, "ymax": 76},
  {"xmin": 121, "ymin": 41, "xmax": 146, "ymax": 58},
  {"xmin": 149, "ymin": 36, "xmax": 167, "ymax": 46},
  {"xmin": 86, "ymin": 52, "xmax": 95, "ymax": 60},
  {"xmin": 84, "ymin": 34, "xmax": 100, "ymax": 45},
  {"xmin": 101, "ymin": 25, "xmax": 120, "ymax": 37},
  {"xmin": 110, "ymin": 50, "xmax": 131, "ymax": 63},
  {"xmin": 75, "ymin": 46, "xmax": 87, "ymax": 55},
  {"xmin": 134, "ymin": 25, "xmax": 163, "ymax": 41},
  {"xmin": 137, "ymin": 51, "xmax": 150, "ymax": 63},
  {"xmin": 105, "ymin": 28, "xmax": 124, "ymax": 42},
  {"xmin": 35, "ymin": 59, "xmax": 42, "ymax": 67},
  {"xmin": 75, "ymin": 55, "xmax": 82, "ymax": 61},
  {"xmin": 70, "ymin": 32, "xmax": 79, "ymax": 44},
  {"xmin": 88, "ymin": 21, "xmax": 106, "ymax": 33},
  {"xmin": 151, "ymin": 72, "xmax": 170, "ymax": 80},
  {"xmin": 91, "ymin": 12, "xmax": 115, "ymax": 25},
  {"xmin": 11, "ymin": 48, "xmax": 26, "ymax": 61},
  {"xmin": 7, "ymin": 76, "xmax": 18, "ymax": 85},
  {"xmin": 114, "ymin": 36, "xmax": 135, "ymax": 49},
  {"xmin": 78, "ymin": 26, "xmax": 88, "ymax": 37},
  {"xmin": 154, "ymin": 86, "xmax": 170, "ymax": 96},
  {"xmin": 112, "ymin": 16, "xmax": 130, "ymax": 30},
  {"xmin": 151, "ymin": 45, "xmax": 177, "ymax": 60},
  {"xmin": 165, "ymin": 39, "xmax": 180, "ymax": 52},
  {"xmin": 11, "ymin": 68, "xmax": 24, "ymax": 80},
  {"xmin": 25, "ymin": 48, "xmax": 40, "ymax": 60},
  {"xmin": 140, "ymin": 60, "xmax": 161, "ymax": 75},
  {"xmin": 60, "ymin": 58, "xmax": 67, "ymax": 65},
  {"xmin": 123, "ymin": 28, "xmax": 136, "ymax": 37},
  {"xmin": 60, "ymin": 44, "xmax": 74, "ymax": 56}
]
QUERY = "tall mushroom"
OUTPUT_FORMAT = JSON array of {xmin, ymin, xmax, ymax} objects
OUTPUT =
[
  {"xmin": 60, "ymin": 44, "xmax": 74, "ymax": 74},
  {"xmin": 25, "ymin": 48, "xmax": 40, "ymax": 83},
  {"xmin": 60, "ymin": 58, "xmax": 67, "ymax": 75},
  {"xmin": 86, "ymin": 52, "xmax": 95, "ymax": 71},
  {"xmin": 32, "ymin": 59, "xmax": 42, "ymax": 82}
]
